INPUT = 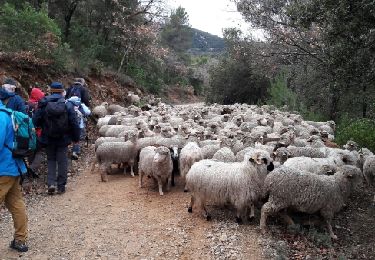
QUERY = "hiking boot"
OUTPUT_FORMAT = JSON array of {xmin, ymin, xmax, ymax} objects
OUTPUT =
[
  {"xmin": 57, "ymin": 186, "xmax": 66, "ymax": 194},
  {"xmin": 71, "ymin": 152, "xmax": 79, "ymax": 160},
  {"xmin": 47, "ymin": 185, "xmax": 56, "ymax": 195},
  {"xmin": 10, "ymin": 239, "xmax": 28, "ymax": 252}
]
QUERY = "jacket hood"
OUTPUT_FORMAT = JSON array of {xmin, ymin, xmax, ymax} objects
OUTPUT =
[
  {"xmin": 67, "ymin": 96, "xmax": 81, "ymax": 106},
  {"xmin": 29, "ymin": 88, "xmax": 45, "ymax": 103},
  {"xmin": 0, "ymin": 88, "xmax": 15, "ymax": 100}
]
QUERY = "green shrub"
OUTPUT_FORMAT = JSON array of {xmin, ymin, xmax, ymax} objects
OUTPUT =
[
  {"xmin": 0, "ymin": 3, "xmax": 60, "ymax": 53},
  {"xmin": 335, "ymin": 115, "xmax": 375, "ymax": 152},
  {"xmin": 268, "ymin": 72, "xmax": 298, "ymax": 110},
  {"xmin": 0, "ymin": 3, "xmax": 71, "ymax": 69}
]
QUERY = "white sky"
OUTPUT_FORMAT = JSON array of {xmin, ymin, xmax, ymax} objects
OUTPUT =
[{"xmin": 165, "ymin": 0, "xmax": 251, "ymax": 38}]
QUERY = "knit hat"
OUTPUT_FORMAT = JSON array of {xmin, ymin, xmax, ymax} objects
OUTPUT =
[
  {"xmin": 2, "ymin": 78, "xmax": 17, "ymax": 93},
  {"xmin": 4, "ymin": 78, "xmax": 17, "ymax": 86},
  {"xmin": 50, "ymin": 82, "xmax": 64, "ymax": 93}
]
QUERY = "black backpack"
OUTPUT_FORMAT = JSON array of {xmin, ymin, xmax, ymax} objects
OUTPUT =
[
  {"xmin": 68, "ymin": 85, "xmax": 82, "ymax": 99},
  {"xmin": 44, "ymin": 98, "xmax": 69, "ymax": 138}
]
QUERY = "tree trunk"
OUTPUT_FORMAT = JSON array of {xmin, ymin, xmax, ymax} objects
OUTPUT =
[
  {"xmin": 63, "ymin": 1, "xmax": 80, "ymax": 41},
  {"xmin": 329, "ymin": 84, "xmax": 340, "ymax": 121},
  {"xmin": 362, "ymin": 84, "xmax": 367, "ymax": 118}
]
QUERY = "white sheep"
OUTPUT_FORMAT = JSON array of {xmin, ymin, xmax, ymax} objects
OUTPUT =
[
  {"xmin": 363, "ymin": 155, "xmax": 375, "ymax": 205},
  {"xmin": 92, "ymin": 131, "xmax": 138, "ymax": 181},
  {"xmin": 138, "ymin": 146, "xmax": 173, "ymax": 196},
  {"xmin": 283, "ymin": 149, "xmax": 357, "ymax": 174},
  {"xmin": 179, "ymin": 142, "xmax": 203, "ymax": 190},
  {"xmin": 212, "ymin": 147, "xmax": 236, "ymax": 162},
  {"xmin": 260, "ymin": 165, "xmax": 362, "ymax": 240},
  {"xmin": 186, "ymin": 150, "xmax": 274, "ymax": 223},
  {"xmin": 92, "ymin": 102, "xmax": 108, "ymax": 118}
]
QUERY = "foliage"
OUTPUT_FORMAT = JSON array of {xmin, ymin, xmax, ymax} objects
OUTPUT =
[
  {"xmin": 335, "ymin": 116, "xmax": 375, "ymax": 152},
  {"xmin": 161, "ymin": 6, "xmax": 192, "ymax": 53},
  {"xmin": 235, "ymin": 0, "xmax": 375, "ymax": 120},
  {"xmin": 0, "ymin": 3, "xmax": 64, "ymax": 60},
  {"xmin": 268, "ymin": 72, "xmax": 298, "ymax": 111},
  {"xmin": 207, "ymin": 28, "xmax": 270, "ymax": 105}
]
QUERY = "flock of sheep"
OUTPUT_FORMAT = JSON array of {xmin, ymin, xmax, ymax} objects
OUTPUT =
[{"xmin": 90, "ymin": 99, "xmax": 375, "ymax": 241}]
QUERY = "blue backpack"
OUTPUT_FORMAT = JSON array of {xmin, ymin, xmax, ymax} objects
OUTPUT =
[{"xmin": 0, "ymin": 107, "xmax": 37, "ymax": 158}]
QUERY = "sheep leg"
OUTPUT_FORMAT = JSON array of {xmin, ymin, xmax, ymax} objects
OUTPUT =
[
  {"xmin": 235, "ymin": 208, "xmax": 244, "ymax": 224},
  {"xmin": 156, "ymin": 176, "xmax": 164, "ymax": 196},
  {"xmin": 101, "ymin": 165, "xmax": 110, "ymax": 182},
  {"xmin": 202, "ymin": 203, "xmax": 211, "ymax": 221},
  {"xmin": 129, "ymin": 163, "xmax": 135, "ymax": 177},
  {"xmin": 166, "ymin": 175, "xmax": 171, "ymax": 191},
  {"xmin": 139, "ymin": 170, "xmax": 144, "ymax": 188},
  {"xmin": 279, "ymin": 210, "xmax": 295, "ymax": 226},
  {"xmin": 183, "ymin": 183, "xmax": 189, "ymax": 192},
  {"xmin": 249, "ymin": 204, "xmax": 255, "ymax": 221},
  {"xmin": 260, "ymin": 201, "xmax": 282, "ymax": 233},
  {"xmin": 325, "ymin": 219, "xmax": 337, "ymax": 240},
  {"xmin": 188, "ymin": 195, "xmax": 194, "ymax": 213}
]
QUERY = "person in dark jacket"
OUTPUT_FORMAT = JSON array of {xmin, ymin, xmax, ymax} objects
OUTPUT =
[
  {"xmin": 33, "ymin": 82, "xmax": 80, "ymax": 194},
  {"xmin": 0, "ymin": 78, "xmax": 27, "ymax": 114},
  {"xmin": 27, "ymin": 87, "xmax": 45, "ymax": 177},
  {"xmin": 65, "ymin": 78, "xmax": 90, "ymax": 107},
  {"xmin": 0, "ymin": 100, "xmax": 29, "ymax": 252}
]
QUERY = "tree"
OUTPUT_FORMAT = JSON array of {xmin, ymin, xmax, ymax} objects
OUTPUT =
[
  {"xmin": 161, "ymin": 6, "xmax": 192, "ymax": 53},
  {"xmin": 234, "ymin": 0, "xmax": 375, "ymax": 120}
]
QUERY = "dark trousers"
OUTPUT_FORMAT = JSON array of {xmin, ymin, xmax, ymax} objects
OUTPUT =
[{"xmin": 46, "ymin": 144, "xmax": 68, "ymax": 189}]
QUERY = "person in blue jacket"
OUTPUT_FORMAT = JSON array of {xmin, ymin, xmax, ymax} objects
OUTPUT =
[
  {"xmin": 32, "ymin": 82, "xmax": 80, "ymax": 195},
  {"xmin": 0, "ymin": 100, "xmax": 29, "ymax": 252},
  {"xmin": 0, "ymin": 78, "xmax": 27, "ymax": 114}
]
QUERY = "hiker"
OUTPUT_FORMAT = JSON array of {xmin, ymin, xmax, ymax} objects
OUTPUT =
[
  {"xmin": 0, "ymin": 100, "xmax": 29, "ymax": 252},
  {"xmin": 66, "ymin": 77, "xmax": 91, "ymax": 107},
  {"xmin": 66, "ymin": 96, "xmax": 91, "ymax": 159},
  {"xmin": 0, "ymin": 78, "xmax": 27, "ymax": 114},
  {"xmin": 32, "ymin": 82, "xmax": 80, "ymax": 195},
  {"xmin": 27, "ymin": 87, "xmax": 45, "ymax": 177}
]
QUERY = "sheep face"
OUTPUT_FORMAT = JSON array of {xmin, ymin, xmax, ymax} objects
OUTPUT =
[
  {"xmin": 169, "ymin": 146, "xmax": 179, "ymax": 160},
  {"xmin": 154, "ymin": 147, "xmax": 171, "ymax": 164},
  {"xmin": 245, "ymin": 151, "xmax": 274, "ymax": 172},
  {"xmin": 340, "ymin": 165, "xmax": 363, "ymax": 189}
]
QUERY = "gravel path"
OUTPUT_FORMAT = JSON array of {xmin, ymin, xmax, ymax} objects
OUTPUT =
[{"xmin": 0, "ymin": 156, "xmax": 264, "ymax": 259}]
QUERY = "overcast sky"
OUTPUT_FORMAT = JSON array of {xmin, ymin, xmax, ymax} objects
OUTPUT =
[{"xmin": 165, "ymin": 0, "xmax": 251, "ymax": 37}]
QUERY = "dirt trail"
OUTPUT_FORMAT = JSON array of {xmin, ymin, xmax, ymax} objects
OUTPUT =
[{"xmin": 0, "ymin": 155, "xmax": 264, "ymax": 259}]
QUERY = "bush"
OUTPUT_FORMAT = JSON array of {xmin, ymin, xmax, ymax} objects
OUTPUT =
[
  {"xmin": 0, "ymin": 3, "xmax": 70, "ymax": 69},
  {"xmin": 268, "ymin": 72, "xmax": 298, "ymax": 110},
  {"xmin": 335, "ymin": 115, "xmax": 375, "ymax": 152}
]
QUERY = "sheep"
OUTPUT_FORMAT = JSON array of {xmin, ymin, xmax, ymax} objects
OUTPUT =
[
  {"xmin": 179, "ymin": 142, "xmax": 203, "ymax": 190},
  {"xmin": 285, "ymin": 146, "xmax": 327, "ymax": 158},
  {"xmin": 127, "ymin": 91, "xmax": 140, "ymax": 105},
  {"xmin": 107, "ymin": 104, "xmax": 126, "ymax": 115},
  {"xmin": 201, "ymin": 144, "xmax": 221, "ymax": 159},
  {"xmin": 363, "ymin": 155, "xmax": 375, "ymax": 205},
  {"xmin": 92, "ymin": 130, "xmax": 138, "ymax": 182},
  {"xmin": 283, "ymin": 151, "xmax": 354, "ymax": 174},
  {"xmin": 92, "ymin": 102, "xmax": 109, "ymax": 118},
  {"xmin": 186, "ymin": 150, "xmax": 274, "ymax": 223},
  {"xmin": 94, "ymin": 136, "xmax": 124, "ymax": 151},
  {"xmin": 138, "ymin": 146, "xmax": 173, "ymax": 195},
  {"xmin": 212, "ymin": 147, "xmax": 236, "ymax": 162},
  {"xmin": 260, "ymin": 165, "xmax": 362, "ymax": 240}
]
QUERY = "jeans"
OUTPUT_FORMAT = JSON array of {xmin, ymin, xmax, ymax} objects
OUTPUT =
[
  {"xmin": 0, "ymin": 176, "xmax": 28, "ymax": 242},
  {"xmin": 72, "ymin": 128, "xmax": 86, "ymax": 155},
  {"xmin": 46, "ymin": 145, "xmax": 68, "ymax": 189}
]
